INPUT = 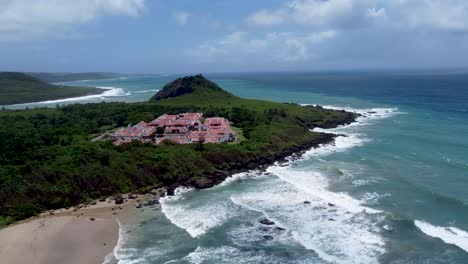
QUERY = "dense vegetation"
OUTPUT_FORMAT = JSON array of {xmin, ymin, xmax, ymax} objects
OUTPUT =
[
  {"xmin": 0, "ymin": 75, "xmax": 357, "ymax": 225},
  {"xmin": 0, "ymin": 72, "xmax": 104, "ymax": 105},
  {"xmin": 30, "ymin": 72, "xmax": 121, "ymax": 83}
]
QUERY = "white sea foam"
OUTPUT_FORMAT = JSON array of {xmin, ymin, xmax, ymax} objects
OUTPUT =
[
  {"xmin": 103, "ymin": 219, "xmax": 127, "ymax": 264},
  {"xmin": 230, "ymin": 166, "xmax": 385, "ymax": 264},
  {"xmin": 305, "ymin": 132, "xmax": 368, "ymax": 157},
  {"xmin": 9, "ymin": 86, "xmax": 126, "ymax": 107},
  {"xmin": 352, "ymin": 179, "xmax": 370, "ymax": 186},
  {"xmin": 415, "ymin": 220, "xmax": 468, "ymax": 253},
  {"xmin": 181, "ymin": 246, "xmax": 307, "ymax": 264},
  {"xmin": 156, "ymin": 104, "xmax": 397, "ymax": 262},
  {"xmin": 133, "ymin": 89, "xmax": 159, "ymax": 94},
  {"xmin": 361, "ymin": 192, "xmax": 391, "ymax": 205},
  {"xmin": 160, "ymin": 187, "xmax": 239, "ymax": 238},
  {"xmin": 268, "ymin": 165, "xmax": 380, "ymax": 214},
  {"xmin": 299, "ymin": 106, "xmax": 400, "ymax": 159}
]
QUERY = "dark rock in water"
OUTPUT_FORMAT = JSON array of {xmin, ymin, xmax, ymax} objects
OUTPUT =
[
  {"xmin": 115, "ymin": 196, "xmax": 124, "ymax": 205},
  {"xmin": 276, "ymin": 227, "xmax": 286, "ymax": 231},
  {"xmin": 89, "ymin": 218, "xmax": 95, "ymax": 221},
  {"xmin": 145, "ymin": 199, "xmax": 160, "ymax": 206},
  {"xmin": 128, "ymin": 194, "xmax": 136, "ymax": 199},
  {"xmin": 368, "ymin": 111, "xmax": 377, "ymax": 114},
  {"xmin": 328, "ymin": 218, "xmax": 335, "ymax": 221},
  {"xmin": 304, "ymin": 201, "xmax": 311, "ymax": 205},
  {"xmin": 263, "ymin": 235, "xmax": 274, "ymax": 241},
  {"xmin": 328, "ymin": 203, "xmax": 335, "ymax": 207},
  {"xmin": 136, "ymin": 204, "xmax": 142, "ymax": 208},
  {"xmin": 259, "ymin": 218, "xmax": 275, "ymax": 226},
  {"xmin": 166, "ymin": 188, "xmax": 175, "ymax": 196}
]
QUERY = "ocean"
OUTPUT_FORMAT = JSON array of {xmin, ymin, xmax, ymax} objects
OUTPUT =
[{"xmin": 11, "ymin": 71, "xmax": 468, "ymax": 263}]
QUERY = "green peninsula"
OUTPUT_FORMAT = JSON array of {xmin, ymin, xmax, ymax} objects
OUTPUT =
[
  {"xmin": 0, "ymin": 75, "xmax": 358, "ymax": 224},
  {"xmin": 0, "ymin": 72, "xmax": 104, "ymax": 105}
]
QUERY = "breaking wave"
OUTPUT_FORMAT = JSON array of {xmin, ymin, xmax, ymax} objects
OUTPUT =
[
  {"xmin": 133, "ymin": 89, "xmax": 159, "ymax": 94},
  {"xmin": 415, "ymin": 220, "xmax": 468, "ymax": 253},
  {"xmin": 125, "ymin": 105, "xmax": 400, "ymax": 263},
  {"xmin": 9, "ymin": 86, "xmax": 126, "ymax": 107}
]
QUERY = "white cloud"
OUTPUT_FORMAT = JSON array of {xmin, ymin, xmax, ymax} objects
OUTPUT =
[
  {"xmin": 246, "ymin": 0, "xmax": 468, "ymax": 33},
  {"xmin": 190, "ymin": 30, "xmax": 337, "ymax": 63},
  {"xmin": 247, "ymin": 0, "xmax": 378, "ymax": 29},
  {"xmin": 246, "ymin": 9, "xmax": 286, "ymax": 26},
  {"xmin": 0, "ymin": 0, "xmax": 147, "ymax": 40},
  {"xmin": 172, "ymin": 11, "xmax": 189, "ymax": 26},
  {"xmin": 390, "ymin": 0, "xmax": 468, "ymax": 33}
]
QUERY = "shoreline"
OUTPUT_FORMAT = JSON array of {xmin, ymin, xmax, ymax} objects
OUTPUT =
[
  {"xmin": 3, "ymin": 86, "xmax": 118, "ymax": 109},
  {"xmin": 0, "ymin": 191, "xmax": 165, "ymax": 264},
  {"xmin": 0, "ymin": 107, "xmax": 359, "ymax": 264},
  {"xmin": 0, "ymin": 133, "xmax": 341, "ymax": 264}
]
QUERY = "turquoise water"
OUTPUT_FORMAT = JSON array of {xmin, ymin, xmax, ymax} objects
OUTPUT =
[{"xmin": 12, "ymin": 72, "xmax": 468, "ymax": 263}]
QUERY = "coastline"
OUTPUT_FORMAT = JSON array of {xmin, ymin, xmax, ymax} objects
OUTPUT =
[
  {"xmin": 3, "ymin": 86, "xmax": 120, "ymax": 109},
  {"xmin": 0, "ymin": 100, "xmax": 359, "ymax": 264},
  {"xmin": 0, "ymin": 192, "xmax": 164, "ymax": 264},
  {"xmin": 0, "ymin": 133, "xmax": 343, "ymax": 264}
]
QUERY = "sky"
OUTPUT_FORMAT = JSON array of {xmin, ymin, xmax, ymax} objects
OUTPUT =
[{"xmin": 1, "ymin": 0, "xmax": 468, "ymax": 74}]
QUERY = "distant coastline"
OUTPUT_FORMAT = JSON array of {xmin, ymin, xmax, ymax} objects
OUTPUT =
[
  {"xmin": 5, "ymin": 86, "xmax": 118, "ymax": 108},
  {"xmin": 0, "ymin": 72, "xmax": 110, "ymax": 106}
]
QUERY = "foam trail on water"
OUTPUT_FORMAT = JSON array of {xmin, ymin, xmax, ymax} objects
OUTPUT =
[
  {"xmin": 133, "ymin": 89, "xmax": 159, "ymax": 94},
  {"xmin": 230, "ymin": 165, "xmax": 385, "ymax": 264},
  {"xmin": 103, "ymin": 219, "xmax": 126, "ymax": 264},
  {"xmin": 160, "ymin": 187, "xmax": 240, "ymax": 238},
  {"xmin": 155, "ymin": 104, "xmax": 398, "ymax": 262},
  {"xmin": 415, "ymin": 220, "xmax": 468, "ymax": 253},
  {"xmin": 300, "ymin": 106, "xmax": 400, "ymax": 158}
]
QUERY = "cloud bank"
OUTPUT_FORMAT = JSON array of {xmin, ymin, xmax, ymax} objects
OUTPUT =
[
  {"xmin": 246, "ymin": 0, "xmax": 468, "ymax": 33},
  {"xmin": 0, "ymin": 0, "xmax": 147, "ymax": 40}
]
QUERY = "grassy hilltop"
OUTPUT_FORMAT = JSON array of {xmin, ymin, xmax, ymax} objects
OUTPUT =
[
  {"xmin": 0, "ymin": 72, "xmax": 104, "ymax": 105},
  {"xmin": 0, "ymin": 75, "xmax": 357, "ymax": 224}
]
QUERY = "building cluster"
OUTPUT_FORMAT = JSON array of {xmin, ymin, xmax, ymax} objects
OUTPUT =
[{"xmin": 112, "ymin": 113, "xmax": 237, "ymax": 146}]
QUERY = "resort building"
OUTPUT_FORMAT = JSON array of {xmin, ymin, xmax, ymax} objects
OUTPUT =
[{"xmin": 112, "ymin": 112, "xmax": 236, "ymax": 146}]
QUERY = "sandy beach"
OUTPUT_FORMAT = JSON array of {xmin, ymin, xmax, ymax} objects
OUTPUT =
[{"xmin": 0, "ymin": 192, "xmax": 162, "ymax": 264}]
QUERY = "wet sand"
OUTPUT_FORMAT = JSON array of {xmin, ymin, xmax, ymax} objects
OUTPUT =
[{"xmin": 0, "ymin": 193, "xmax": 157, "ymax": 264}]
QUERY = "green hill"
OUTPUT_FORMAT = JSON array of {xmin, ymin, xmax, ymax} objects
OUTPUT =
[
  {"xmin": 151, "ymin": 74, "xmax": 232, "ymax": 100},
  {"xmin": 0, "ymin": 72, "xmax": 104, "ymax": 105},
  {"xmin": 0, "ymin": 75, "xmax": 358, "ymax": 224}
]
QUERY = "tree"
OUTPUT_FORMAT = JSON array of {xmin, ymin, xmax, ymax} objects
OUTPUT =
[
  {"xmin": 156, "ymin": 126, "xmax": 165, "ymax": 135},
  {"xmin": 195, "ymin": 136, "xmax": 205, "ymax": 151}
]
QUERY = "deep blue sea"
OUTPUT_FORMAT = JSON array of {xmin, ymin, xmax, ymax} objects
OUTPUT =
[{"xmin": 10, "ymin": 71, "xmax": 468, "ymax": 263}]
